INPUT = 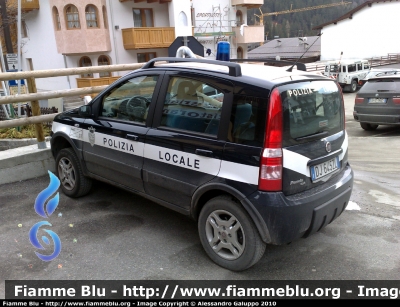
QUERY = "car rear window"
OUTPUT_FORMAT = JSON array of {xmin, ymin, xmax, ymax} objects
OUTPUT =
[
  {"xmin": 361, "ymin": 78, "xmax": 400, "ymax": 92},
  {"xmin": 279, "ymin": 80, "xmax": 344, "ymax": 147}
]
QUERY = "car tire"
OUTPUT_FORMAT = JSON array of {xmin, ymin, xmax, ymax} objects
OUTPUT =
[
  {"xmin": 360, "ymin": 123, "xmax": 378, "ymax": 131},
  {"xmin": 56, "ymin": 148, "xmax": 92, "ymax": 198},
  {"xmin": 198, "ymin": 195, "xmax": 266, "ymax": 271},
  {"xmin": 350, "ymin": 79, "xmax": 358, "ymax": 93}
]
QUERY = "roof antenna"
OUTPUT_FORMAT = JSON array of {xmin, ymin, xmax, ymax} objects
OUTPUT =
[{"xmin": 286, "ymin": 32, "xmax": 323, "ymax": 72}]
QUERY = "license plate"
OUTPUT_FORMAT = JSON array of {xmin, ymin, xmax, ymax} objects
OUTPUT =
[
  {"xmin": 368, "ymin": 98, "xmax": 387, "ymax": 104},
  {"xmin": 311, "ymin": 156, "xmax": 340, "ymax": 181}
]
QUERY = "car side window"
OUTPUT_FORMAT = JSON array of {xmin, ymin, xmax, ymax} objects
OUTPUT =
[
  {"xmin": 160, "ymin": 77, "xmax": 223, "ymax": 135},
  {"xmin": 100, "ymin": 75, "xmax": 158, "ymax": 124},
  {"xmin": 228, "ymin": 95, "xmax": 267, "ymax": 147},
  {"xmin": 357, "ymin": 63, "xmax": 362, "ymax": 71},
  {"xmin": 348, "ymin": 64, "xmax": 356, "ymax": 73}
]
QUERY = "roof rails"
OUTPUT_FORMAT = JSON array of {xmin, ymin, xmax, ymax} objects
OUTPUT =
[
  {"xmin": 230, "ymin": 58, "xmax": 307, "ymax": 72},
  {"xmin": 142, "ymin": 57, "xmax": 242, "ymax": 77}
]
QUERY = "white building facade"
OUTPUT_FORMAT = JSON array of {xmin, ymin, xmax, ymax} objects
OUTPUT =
[
  {"xmin": 191, "ymin": 0, "xmax": 264, "ymax": 60},
  {"xmin": 316, "ymin": 0, "xmax": 400, "ymax": 61},
  {"xmin": 20, "ymin": 0, "xmax": 192, "ymax": 92}
]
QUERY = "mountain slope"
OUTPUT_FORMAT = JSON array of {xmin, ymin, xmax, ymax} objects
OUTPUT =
[{"xmin": 247, "ymin": 0, "xmax": 370, "ymax": 39}]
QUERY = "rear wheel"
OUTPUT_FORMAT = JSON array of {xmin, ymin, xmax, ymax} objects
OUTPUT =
[
  {"xmin": 56, "ymin": 148, "xmax": 92, "ymax": 198},
  {"xmin": 360, "ymin": 122, "xmax": 378, "ymax": 131},
  {"xmin": 198, "ymin": 195, "xmax": 266, "ymax": 271},
  {"xmin": 350, "ymin": 79, "xmax": 358, "ymax": 92}
]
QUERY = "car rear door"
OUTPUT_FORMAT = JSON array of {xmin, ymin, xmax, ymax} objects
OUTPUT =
[
  {"xmin": 142, "ymin": 72, "xmax": 234, "ymax": 210},
  {"xmin": 278, "ymin": 80, "xmax": 348, "ymax": 196}
]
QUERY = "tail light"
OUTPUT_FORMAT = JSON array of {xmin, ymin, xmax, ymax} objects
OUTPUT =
[
  {"xmin": 259, "ymin": 88, "xmax": 283, "ymax": 192},
  {"xmin": 393, "ymin": 97, "xmax": 400, "ymax": 104},
  {"xmin": 355, "ymin": 95, "xmax": 364, "ymax": 104}
]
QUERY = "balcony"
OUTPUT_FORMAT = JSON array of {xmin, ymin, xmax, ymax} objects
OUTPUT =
[
  {"xmin": 233, "ymin": 25, "xmax": 264, "ymax": 44},
  {"xmin": 122, "ymin": 27, "xmax": 175, "ymax": 50},
  {"xmin": 8, "ymin": 0, "xmax": 40, "ymax": 11},
  {"xmin": 76, "ymin": 77, "xmax": 121, "ymax": 98},
  {"xmin": 231, "ymin": 0, "xmax": 263, "ymax": 8}
]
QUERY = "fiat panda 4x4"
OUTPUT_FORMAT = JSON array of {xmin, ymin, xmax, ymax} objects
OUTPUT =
[{"xmin": 51, "ymin": 57, "xmax": 354, "ymax": 271}]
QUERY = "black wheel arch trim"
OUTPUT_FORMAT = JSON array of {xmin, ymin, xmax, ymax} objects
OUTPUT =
[
  {"xmin": 190, "ymin": 182, "xmax": 272, "ymax": 244},
  {"xmin": 51, "ymin": 132, "xmax": 90, "ymax": 176}
]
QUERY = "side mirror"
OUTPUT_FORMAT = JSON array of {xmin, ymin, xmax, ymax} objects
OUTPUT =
[{"xmin": 79, "ymin": 105, "xmax": 92, "ymax": 117}]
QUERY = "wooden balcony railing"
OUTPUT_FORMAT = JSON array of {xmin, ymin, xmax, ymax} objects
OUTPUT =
[
  {"xmin": 76, "ymin": 76, "xmax": 120, "ymax": 98},
  {"xmin": 122, "ymin": 27, "xmax": 175, "ymax": 50},
  {"xmin": 232, "ymin": 25, "xmax": 264, "ymax": 44},
  {"xmin": 8, "ymin": 0, "xmax": 40, "ymax": 11}
]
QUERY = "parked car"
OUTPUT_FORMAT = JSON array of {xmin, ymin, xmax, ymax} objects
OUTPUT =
[
  {"xmin": 51, "ymin": 56, "xmax": 354, "ymax": 271},
  {"xmin": 353, "ymin": 75, "xmax": 400, "ymax": 130},
  {"xmin": 358, "ymin": 68, "xmax": 400, "ymax": 87}
]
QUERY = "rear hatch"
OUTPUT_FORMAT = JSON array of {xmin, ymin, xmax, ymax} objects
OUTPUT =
[
  {"xmin": 277, "ymin": 80, "xmax": 346, "ymax": 195},
  {"xmin": 355, "ymin": 77, "xmax": 400, "ymax": 121}
]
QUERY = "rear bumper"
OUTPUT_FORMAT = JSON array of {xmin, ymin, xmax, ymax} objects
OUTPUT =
[
  {"xmin": 245, "ymin": 163, "xmax": 353, "ymax": 245},
  {"xmin": 353, "ymin": 112, "xmax": 400, "ymax": 125}
]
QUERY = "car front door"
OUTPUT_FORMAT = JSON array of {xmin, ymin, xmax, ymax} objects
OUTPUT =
[
  {"xmin": 81, "ymin": 72, "xmax": 164, "ymax": 193},
  {"xmin": 143, "ymin": 72, "xmax": 233, "ymax": 210}
]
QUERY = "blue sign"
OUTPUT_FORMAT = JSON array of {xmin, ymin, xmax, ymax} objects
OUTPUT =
[{"xmin": 7, "ymin": 69, "xmax": 25, "ymax": 86}]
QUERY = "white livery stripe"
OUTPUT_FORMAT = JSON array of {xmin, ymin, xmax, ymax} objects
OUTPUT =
[
  {"xmin": 53, "ymin": 123, "xmax": 349, "ymax": 185},
  {"xmin": 339, "ymin": 131, "xmax": 348, "ymax": 161},
  {"xmin": 283, "ymin": 131, "xmax": 349, "ymax": 178},
  {"xmin": 283, "ymin": 149, "xmax": 311, "ymax": 177},
  {"xmin": 218, "ymin": 161, "xmax": 259, "ymax": 185},
  {"xmin": 83, "ymin": 130, "xmax": 144, "ymax": 157},
  {"xmin": 144, "ymin": 144, "xmax": 221, "ymax": 175}
]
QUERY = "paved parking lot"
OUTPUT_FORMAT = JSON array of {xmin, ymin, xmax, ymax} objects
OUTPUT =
[{"xmin": 1, "ymin": 91, "xmax": 400, "ymax": 299}]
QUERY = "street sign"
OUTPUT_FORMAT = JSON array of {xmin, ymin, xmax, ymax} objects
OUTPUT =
[{"xmin": 6, "ymin": 53, "xmax": 18, "ymax": 70}]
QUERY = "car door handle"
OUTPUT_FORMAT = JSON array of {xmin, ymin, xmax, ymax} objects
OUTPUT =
[
  {"xmin": 195, "ymin": 149, "xmax": 213, "ymax": 157},
  {"xmin": 126, "ymin": 134, "xmax": 139, "ymax": 141}
]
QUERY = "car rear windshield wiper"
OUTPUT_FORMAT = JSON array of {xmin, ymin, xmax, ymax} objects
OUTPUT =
[{"xmin": 295, "ymin": 130, "xmax": 328, "ymax": 141}]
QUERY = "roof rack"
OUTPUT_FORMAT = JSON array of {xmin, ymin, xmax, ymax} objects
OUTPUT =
[
  {"xmin": 142, "ymin": 57, "xmax": 242, "ymax": 77},
  {"xmin": 230, "ymin": 58, "xmax": 307, "ymax": 72}
]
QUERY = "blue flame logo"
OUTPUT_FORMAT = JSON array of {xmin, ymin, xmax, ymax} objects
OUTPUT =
[{"xmin": 29, "ymin": 171, "xmax": 62, "ymax": 261}]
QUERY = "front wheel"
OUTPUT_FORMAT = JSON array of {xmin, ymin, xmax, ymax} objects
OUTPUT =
[
  {"xmin": 360, "ymin": 122, "xmax": 378, "ymax": 131},
  {"xmin": 56, "ymin": 148, "xmax": 92, "ymax": 198},
  {"xmin": 198, "ymin": 195, "xmax": 266, "ymax": 271}
]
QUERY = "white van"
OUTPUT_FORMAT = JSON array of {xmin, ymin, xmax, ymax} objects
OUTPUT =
[{"xmin": 323, "ymin": 59, "xmax": 370, "ymax": 92}]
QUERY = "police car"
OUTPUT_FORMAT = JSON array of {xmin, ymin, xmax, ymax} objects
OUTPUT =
[{"xmin": 51, "ymin": 57, "xmax": 354, "ymax": 271}]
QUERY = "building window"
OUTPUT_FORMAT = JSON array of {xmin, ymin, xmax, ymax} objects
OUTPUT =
[
  {"xmin": 237, "ymin": 47, "xmax": 243, "ymax": 59},
  {"xmin": 178, "ymin": 11, "xmax": 188, "ymax": 27},
  {"xmin": 79, "ymin": 56, "xmax": 93, "ymax": 78},
  {"xmin": 98, "ymin": 55, "xmax": 111, "ymax": 77},
  {"xmin": 66, "ymin": 5, "xmax": 80, "ymax": 29},
  {"xmin": 133, "ymin": 9, "xmax": 153, "ymax": 27},
  {"xmin": 102, "ymin": 6, "xmax": 108, "ymax": 29},
  {"xmin": 236, "ymin": 10, "xmax": 243, "ymax": 26},
  {"xmin": 53, "ymin": 6, "xmax": 61, "ymax": 30},
  {"xmin": 137, "ymin": 52, "xmax": 156, "ymax": 63},
  {"xmin": 85, "ymin": 5, "xmax": 98, "ymax": 28}
]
